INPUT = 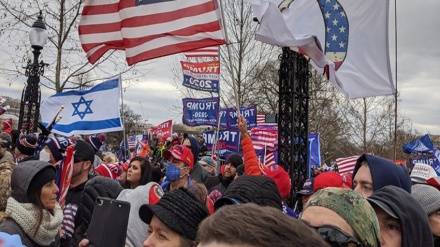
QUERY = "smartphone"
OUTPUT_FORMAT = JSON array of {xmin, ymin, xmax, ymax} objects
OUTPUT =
[{"xmin": 86, "ymin": 197, "xmax": 131, "ymax": 247}]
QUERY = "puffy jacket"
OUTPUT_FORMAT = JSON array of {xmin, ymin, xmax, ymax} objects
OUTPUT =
[
  {"xmin": 241, "ymin": 135, "xmax": 261, "ymax": 176},
  {"xmin": 71, "ymin": 176, "xmax": 123, "ymax": 247}
]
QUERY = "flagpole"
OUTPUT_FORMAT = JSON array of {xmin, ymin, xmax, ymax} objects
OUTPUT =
[
  {"xmin": 217, "ymin": 0, "xmax": 240, "ymax": 116},
  {"xmin": 120, "ymin": 76, "xmax": 128, "ymax": 160},
  {"xmin": 393, "ymin": 0, "xmax": 398, "ymax": 161}
]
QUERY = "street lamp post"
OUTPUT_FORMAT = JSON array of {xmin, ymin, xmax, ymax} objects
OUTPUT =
[{"xmin": 18, "ymin": 11, "xmax": 48, "ymax": 133}]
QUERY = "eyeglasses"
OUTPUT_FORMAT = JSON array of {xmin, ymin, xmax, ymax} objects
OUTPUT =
[{"xmin": 310, "ymin": 225, "xmax": 363, "ymax": 247}]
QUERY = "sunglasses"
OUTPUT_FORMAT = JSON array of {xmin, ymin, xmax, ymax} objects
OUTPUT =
[
  {"xmin": 307, "ymin": 224, "xmax": 363, "ymax": 247},
  {"xmin": 302, "ymin": 221, "xmax": 364, "ymax": 247}
]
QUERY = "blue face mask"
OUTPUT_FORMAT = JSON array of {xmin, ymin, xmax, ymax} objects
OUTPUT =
[{"xmin": 165, "ymin": 163, "xmax": 185, "ymax": 182}]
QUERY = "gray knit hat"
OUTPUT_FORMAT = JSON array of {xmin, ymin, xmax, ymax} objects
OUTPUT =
[{"xmin": 411, "ymin": 184, "xmax": 440, "ymax": 215}]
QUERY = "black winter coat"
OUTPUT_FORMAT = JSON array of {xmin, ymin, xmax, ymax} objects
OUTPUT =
[{"xmin": 71, "ymin": 176, "xmax": 123, "ymax": 247}]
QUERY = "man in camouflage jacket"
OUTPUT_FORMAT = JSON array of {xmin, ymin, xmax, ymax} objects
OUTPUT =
[{"xmin": 0, "ymin": 133, "xmax": 15, "ymax": 218}]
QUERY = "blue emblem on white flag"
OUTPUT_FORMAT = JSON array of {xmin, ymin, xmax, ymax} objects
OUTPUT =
[{"xmin": 40, "ymin": 77, "xmax": 123, "ymax": 136}]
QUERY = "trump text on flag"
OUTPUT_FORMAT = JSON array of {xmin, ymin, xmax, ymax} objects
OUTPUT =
[
  {"xmin": 181, "ymin": 61, "xmax": 220, "ymax": 93},
  {"xmin": 203, "ymin": 129, "xmax": 240, "ymax": 155},
  {"xmin": 182, "ymin": 97, "xmax": 219, "ymax": 127},
  {"xmin": 228, "ymin": 105, "xmax": 257, "ymax": 128},
  {"xmin": 150, "ymin": 120, "xmax": 173, "ymax": 138}
]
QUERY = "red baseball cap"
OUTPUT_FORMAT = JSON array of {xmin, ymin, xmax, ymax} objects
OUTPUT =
[
  {"xmin": 314, "ymin": 171, "xmax": 349, "ymax": 192},
  {"xmin": 263, "ymin": 165, "xmax": 291, "ymax": 198},
  {"xmin": 163, "ymin": 145, "xmax": 194, "ymax": 169}
]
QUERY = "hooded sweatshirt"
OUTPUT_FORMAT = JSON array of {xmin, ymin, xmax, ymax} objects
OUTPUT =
[
  {"xmin": 352, "ymin": 154, "xmax": 411, "ymax": 193},
  {"xmin": 117, "ymin": 182, "xmax": 163, "ymax": 247},
  {"xmin": 187, "ymin": 136, "xmax": 209, "ymax": 183},
  {"xmin": 0, "ymin": 160, "xmax": 62, "ymax": 247},
  {"xmin": 367, "ymin": 185, "xmax": 434, "ymax": 247}
]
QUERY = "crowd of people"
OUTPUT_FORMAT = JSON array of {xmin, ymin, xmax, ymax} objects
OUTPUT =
[{"xmin": 1, "ymin": 115, "xmax": 440, "ymax": 247}]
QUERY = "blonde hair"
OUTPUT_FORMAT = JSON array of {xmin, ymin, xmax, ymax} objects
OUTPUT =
[{"xmin": 103, "ymin": 153, "xmax": 118, "ymax": 164}]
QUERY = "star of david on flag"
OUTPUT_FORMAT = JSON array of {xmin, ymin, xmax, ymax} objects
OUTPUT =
[
  {"xmin": 40, "ymin": 77, "xmax": 123, "ymax": 136},
  {"xmin": 71, "ymin": 96, "xmax": 93, "ymax": 119}
]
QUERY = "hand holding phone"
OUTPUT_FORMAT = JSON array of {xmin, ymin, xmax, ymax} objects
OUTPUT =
[{"xmin": 86, "ymin": 197, "xmax": 130, "ymax": 247}]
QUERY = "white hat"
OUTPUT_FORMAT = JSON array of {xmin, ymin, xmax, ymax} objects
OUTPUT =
[{"xmin": 411, "ymin": 163, "xmax": 437, "ymax": 184}]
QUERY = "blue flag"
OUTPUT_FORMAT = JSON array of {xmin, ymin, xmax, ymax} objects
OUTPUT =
[
  {"xmin": 403, "ymin": 134, "xmax": 435, "ymax": 155},
  {"xmin": 182, "ymin": 97, "xmax": 219, "ymax": 127},
  {"xmin": 40, "ymin": 77, "xmax": 123, "ymax": 136}
]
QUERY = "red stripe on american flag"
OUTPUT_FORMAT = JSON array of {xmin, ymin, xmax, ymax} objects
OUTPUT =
[
  {"xmin": 127, "ymin": 39, "xmax": 224, "ymax": 66},
  {"xmin": 251, "ymin": 129, "xmax": 278, "ymax": 152},
  {"xmin": 184, "ymin": 46, "xmax": 219, "ymax": 58},
  {"xmin": 81, "ymin": 2, "xmax": 119, "ymax": 16},
  {"xmin": 123, "ymin": 22, "xmax": 222, "ymax": 49},
  {"xmin": 336, "ymin": 155, "xmax": 360, "ymax": 175},
  {"xmin": 257, "ymin": 114, "xmax": 265, "ymax": 125}
]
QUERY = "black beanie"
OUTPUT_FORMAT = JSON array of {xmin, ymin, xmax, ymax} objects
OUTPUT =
[
  {"xmin": 235, "ymin": 164, "xmax": 245, "ymax": 176},
  {"xmin": 226, "ymin": 153, "xmax": 243, "ymax": 168},
  {"xmin": 27, "ymin": 166, "xmax": 56, "ymax": 197},
  {"xmin": 139, "ymin": 187, "xmax": 209, "ymax": 240},
  {"xmin": 214, "ymin": 175, "xmax": 282, "ymax": 210}
]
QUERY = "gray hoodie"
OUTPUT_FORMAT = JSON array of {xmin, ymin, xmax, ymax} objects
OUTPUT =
[
  {"xmin": 368, "ymin": 185, "xmax": 434, "ymax": 247},
  {"xmin": 117, "ymin": 182, "xmax": 164, "ymax": 247}
]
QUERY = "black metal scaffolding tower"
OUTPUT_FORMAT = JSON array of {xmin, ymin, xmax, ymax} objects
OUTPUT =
[{"xmin": 278, "ymin": 48, "xmax": 310, "ymax": 206}]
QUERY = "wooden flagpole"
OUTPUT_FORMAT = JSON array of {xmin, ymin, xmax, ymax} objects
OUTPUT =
[
  {"xmin": 393, "ymin": 0, "xmax": 398, "ymax": 161},
  {"xmin": 120, "ymin": 75, "xmax": 128, "ymax": 160},
  {"xmin": 217, "ymin": 0, "xmax": 240, "ymax": 116}
]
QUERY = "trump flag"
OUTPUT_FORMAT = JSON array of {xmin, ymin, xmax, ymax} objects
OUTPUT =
[
  {"xmin": 79, "ymin": 0, "xmax": 226, "ymax": 65},
  {"xmin": 248, "ymin": 0, "xmax": 394, "ymax": 99},
  {"xmin": 40, "ymin": 77, "xmax": 123, "ymax": 136}
]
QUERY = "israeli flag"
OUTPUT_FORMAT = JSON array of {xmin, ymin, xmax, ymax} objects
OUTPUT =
[{"xmin": 40, "ymin": 77, "xmax": 123, "ymax": 136}]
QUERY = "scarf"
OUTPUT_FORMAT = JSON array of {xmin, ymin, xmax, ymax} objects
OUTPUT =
[{"xmin": 6, "ymin": 197, "xmax": 63, "ymax": 246}]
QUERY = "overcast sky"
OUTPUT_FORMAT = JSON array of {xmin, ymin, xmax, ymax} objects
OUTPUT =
[{"xmin": 1, "ymin": 0, "xmax": 439, "ymax": 134}]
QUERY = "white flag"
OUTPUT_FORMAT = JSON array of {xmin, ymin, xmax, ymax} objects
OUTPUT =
[
  {"xmin": 248, "ymin": 0, "xmax": 395, "ymax": 99},
  {"xmin": 40, "ymin": 77, "xmax": 123, "ymax": 136}
]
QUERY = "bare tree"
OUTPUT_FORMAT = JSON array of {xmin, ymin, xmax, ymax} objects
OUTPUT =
[
  {"xmin": 168, "ymin": 0, "xmax": 279, "ymax": 113},
  {"xmin": 0, "ymin": 0, "xmax": 150, "ymax": 93}
]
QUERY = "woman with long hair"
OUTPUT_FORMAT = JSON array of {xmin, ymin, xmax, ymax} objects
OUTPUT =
[
  {"xmin": 125, "ymin": 156, "xmax": 152, "ymax": 189},
  {"xmin": 0, "ymin": 160, "xmax": 63, "ymax": 247}
]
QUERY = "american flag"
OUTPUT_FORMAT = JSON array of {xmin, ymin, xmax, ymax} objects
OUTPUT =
[
  {"xmin": 336, "ymin": 155, "xmax": 360, "ymax": 175},
  {"xmin": 257, "ymin": 114, "xmax": 265, "ymax": 125},
  {"xmin": 318, "ymin": 0, "xmax": 349, "ymax": 70},
  {"xmin": 257, "ymin": 113, "xmax": 277, "ymax": 126},
  {"xmin": 56, "ymin": 145, "xmax": 74, "ymax": 208},
  {"xmin": 79, "ymin": 0, "xmax": 226, "ymax": 65},
  {"xmin": 251, "ymin": 126, "xmax": 278, "ymax": 152},
  {"xmin": 184, "ymin": 46, "xmax": 219, "ymax": 58},
  {"xmin": 128, "ymin": 135, "xmax": 137, "ymax": 149}
]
